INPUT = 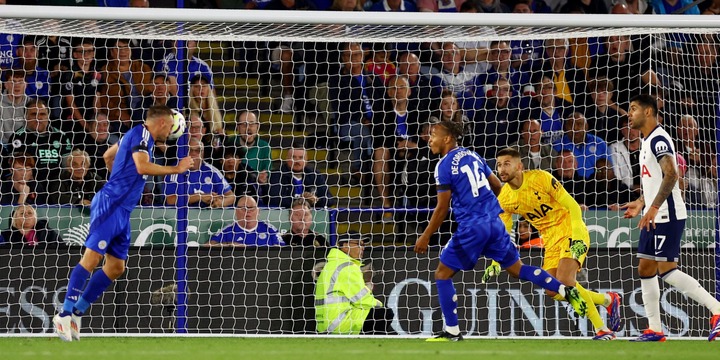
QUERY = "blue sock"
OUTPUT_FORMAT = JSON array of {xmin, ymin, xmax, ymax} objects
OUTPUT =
[
  {"xmin": 73, "ymin": 269, "xmax": 114, "ymax": 316},
  {"xmin": 62, "ymin": 264, "xmax": 91, "ymax": 316},
  {"xmin": 436, "ymin": 279, "xmax": 459, "ymax": 329},
  {"xmin": 518, "ymin": 265, "xmax": 562, "ymax": 294}
]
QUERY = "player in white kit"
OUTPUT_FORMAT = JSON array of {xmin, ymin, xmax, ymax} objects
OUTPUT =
[{"xmin": 621, "ymin": 94, "xmax": 720, "ymax": 342}]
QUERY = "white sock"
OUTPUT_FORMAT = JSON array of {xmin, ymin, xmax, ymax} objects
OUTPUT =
[
  {"xmin": 641, "ymin": 276, "xmax": 663, "ymax": 332},
  {"xmin": 602, "ymin": 293, "xmax": 611, "ymax": 307},
  {"xmin": 445, "ymin": 325, "xmax": 460, "ymax": 335},
  {"xmin": 662, "ymin": 269, "xmax": 720, "ymax": 315}
]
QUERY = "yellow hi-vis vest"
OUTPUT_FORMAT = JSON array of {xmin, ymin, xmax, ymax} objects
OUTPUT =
[{"xmin": 315, "ymin": 248, "xmax": 382, "ymax": 334}]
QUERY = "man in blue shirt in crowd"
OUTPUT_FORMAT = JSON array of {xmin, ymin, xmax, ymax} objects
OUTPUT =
[
  {"xmin": 207, "ymin": 195, "xmax": 285, "ymax": 247},
  {"xmin": 552, "ymin": 112, "xmax": 611, "ymax": 179},
  {"xmin": 163, "ymin": 138, "xmax": 235, "ymax": 208}
]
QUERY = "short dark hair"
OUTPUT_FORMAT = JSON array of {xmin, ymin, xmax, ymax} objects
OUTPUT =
[
  {"xmin": 497, "ymin": 147, "xmax": 521, "ymax": 159},
  {"xmin": 290, "ymin": 198, "xmax": 311, "ymax": 211},
  {"xmin": 146, "ymin": 105, "xmax": 173, "ymax": 120},
  {"xmin": 437, "ymin": 120, "xmax": 464, "ymax": 140},
  {"xmin": 629, "ymin": 94, "xmax": 658, "ymax": 117},
  {"xmin": 26, "ymin": 98, "xmax": 47, "ymax": 110},
  {"xmin": 4, "ymin": 68, "xmax": 26, "ymax": 80}
]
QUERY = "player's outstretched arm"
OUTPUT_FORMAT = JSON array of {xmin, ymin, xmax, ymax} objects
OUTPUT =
[
  {"xmin": 132, "ymin": 152, "xmax": 194, "ymax": 176},
  {"xmin": 414, "ymin": 190, "xmax": 451, "ymax": 254},
  {"xmin": 488, "ymin": 173, "xmax": 503, "ymax": 197}
]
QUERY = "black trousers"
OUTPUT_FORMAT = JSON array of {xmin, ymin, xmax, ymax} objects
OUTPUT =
[{"xmin": 361, "ymin": 307, "xmax": 396, "ymax": 335}]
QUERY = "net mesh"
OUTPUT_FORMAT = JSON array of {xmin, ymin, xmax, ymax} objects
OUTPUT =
[{"xmin": 0, "ymin": 12, "xmax": 717, "ymax": 337}]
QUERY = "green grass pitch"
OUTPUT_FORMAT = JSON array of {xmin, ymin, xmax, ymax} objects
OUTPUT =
[{"xmin": 1, "ymin": 337, "xmax": 718, "ymax": 360}]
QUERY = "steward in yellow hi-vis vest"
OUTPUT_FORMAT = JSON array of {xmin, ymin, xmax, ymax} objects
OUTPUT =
[{"xmin": 315, "ymin": 233, "xmax": 394, "ymax": 335}]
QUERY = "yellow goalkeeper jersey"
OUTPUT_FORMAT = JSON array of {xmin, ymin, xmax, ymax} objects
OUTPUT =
[{"xmin": 497, "ymin": 169, "xmax": 582, "ymax": 244}]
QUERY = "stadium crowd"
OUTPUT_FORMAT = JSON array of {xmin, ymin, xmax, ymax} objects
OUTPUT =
[{"xmin": 0, "ymin": 0, "xmax": 719, "ymax": 248}]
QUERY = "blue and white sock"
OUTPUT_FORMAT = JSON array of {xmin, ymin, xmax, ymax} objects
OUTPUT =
[
  {"xmin": 436, "ymin": 278, "xmax": 460, "ymax": 335},
  {"xmin": 518, "ymin": 265, "xmax": 563, "ymax": 294}
]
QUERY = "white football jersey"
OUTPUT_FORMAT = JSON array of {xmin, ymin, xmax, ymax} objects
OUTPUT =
[{"xmin": 640, "ymin": 125, "xmax": 687, "ymax": 222}]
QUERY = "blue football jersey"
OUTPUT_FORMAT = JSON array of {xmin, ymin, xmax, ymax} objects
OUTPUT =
[
  {"xmin": 210, "ymin": 221, "xmax": 286, "ymax": 246},
  {"xmin": 103, "ymin": 124, "xmax": 154, "ymax": 210},
  {"xmin": 434, "ymin": 147, "xmax": 502, "ymax": 223},
  {"xmin": 163, "ymin": 162, "xmax": 232, "ymax": 208}
]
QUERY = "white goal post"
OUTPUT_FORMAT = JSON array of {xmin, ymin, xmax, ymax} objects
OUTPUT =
[{"xmin": 0, "ymin": 5, "xmax": 718, "ymax": 338}]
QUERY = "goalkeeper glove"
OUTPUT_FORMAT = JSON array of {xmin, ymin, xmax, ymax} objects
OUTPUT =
[{"xmin": 482, "ymin": 260, "xmax": 502, "ymax": 283}]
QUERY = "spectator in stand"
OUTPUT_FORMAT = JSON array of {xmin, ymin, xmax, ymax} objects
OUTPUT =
[
  {"xmin": 429, "ymin": 42, "xmax": 479, "ymax": 98},
  {"xmin": 516, "ymin": 218, "xmax": 543, "ymax": 249},
  {"xmin": 58, "ymin": 38, "xmax": 101, "ymax": 132},
  {"xmin": 676, "ymin": 114, "xmax": 718, "ymax": 208},
  {"xmin": 433, "ymin": 89, "xmax": 473, "ymax": 148},
  {"xmin": 509, "ymin": 119, "xmax": 555, "ymax": 172},
  {"xmin": 263, "ymin": 146, "xmax": 335, "ymax": 208},
  {"xmin": 466, "ymin": 40, "xmax": 527, "ymax": 116},
  {"xmin": 417, "ymin": 0, "xmax": 464, "ymax": 12},
  {"xmin": 15, "ymin": 35, "xmax": 51, "ymax": 102},
  {"xmin": 553, "ymin": 112, "xmax": 611, "ymax": 179},
  {"xmin": 156, "ymin": 39, "xmax": 214, "ymax": 98},
  {"xmin": 33, "ymin": 34, "xmax": 72, "ymax": 119},
  {"xmin": 584, "ymin": 77, "xmax": 622, "ymax": 143},
  {"xmin": 330, "ymin": 0, "xmax": 364, "ymax": 11},
  {"xmin": 621, "ymin": 0, "xmax": 651, "ymax": 14},
  {"xmin": 0, "ymin": 26, "xmax": 20, "ymax": 71},
  {"xmin": 589, "ymin": 35, "xmax": 658, "ymax": 109},
  {"xmin": 163, "ymin": 138, "xmax": 235, "ymax": 208},
  {"xmin": 368, "ymin": 0, "xmax": 417, "ymax": 11},
  {"xmin": 1, "ymin": 68, "xmax": 27, "ymax": 145},
  {"xmin": 372, "ymin": 74, "xmax": 418, "ymax": 210},
  {"xmin": 609, "ymin": 115, "xmax": 642, "ymax": 192},
  {"xmin": 0, "ymin": 154, "xmax": 47, "ymax": 205},
  {"xmin": 73, "ymin": 113, "xmax": 119, "ymax": 180},
  {"xmin": 364, "ymin": 43, "xmax": 396, "ymax": 86},
  {"xmin": 552, "ymin": 150, "xmax": 590, "ymax": 208},
  {"xmin": 206, "ymin": 195, "xmax": 285, "ymax": 247},
  {"xmin": 222, "ymin": 111, "xmax": 271, "ymax": 185},
  {"xmin": 560, "ymin": 0, "xmax": 609, "ymax": 14},
  {"xmin": 219, "ymin": 145, "xmax": 259, "ymax": 199},
  {"xmin": 47, "ymin": 149, "xmax": 104, "ymax": 206},
  {"xmin": 650, "ymin": 0, "xmax": 700, "ymax": 14},
  {"xmin": 532, "ymin": 38, "xmax": 587, "ymax": 108},
  {"xmin": 188, "ymin": 72, "xmax": 224, "ymax": 135},
  {"xmin": 591, "ymin": 158, "xmax": 633, "ymax": 210},
  {"xmin": 6, "ymin": 99, "xmax": 73, "ymax": 187},
  {"xmin": 283, "ymin": 198, "xmax": 327, "ymax": 246},
  {"xmin": 99, "ymin": 38, "xmax": 153, "ymax": 131},
  {"xmin": 327, "ymin": 42, "xmax": 374, "ymax": 173},
  {"xmin": 671, "ymin": 35, "xmax": 720, "ymax": 137},
  {"xmin": 473, "ymin": 77, "xmax": 519, "ymax": 162},
  {"xmin": 522, "ymin": 73, "xmax": 572, "ymax": 145},
  {"xmin": 142, "ymin": 73, "xmax": 178, "ymax": 116},
  {"xmin": 0, "ymin": 204, "xmax": 60, "ymax": 247},
  {"xmin": 397, "ymin": 52, "xmax": 434, "ymax": 119},
  {"xmin": 477, "ymin": 0, "xmax": 510, "ymax": 12}
]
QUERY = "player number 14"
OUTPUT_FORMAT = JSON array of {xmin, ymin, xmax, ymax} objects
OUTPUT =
[{"xmin": 460, "ymin": 161, "xmax": 490, "ymax": 197}]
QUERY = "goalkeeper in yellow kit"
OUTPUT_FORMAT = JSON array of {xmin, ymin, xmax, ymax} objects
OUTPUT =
[{"xmin": 485, "ymin": 147, "xmax": 621, "ymax": 340}]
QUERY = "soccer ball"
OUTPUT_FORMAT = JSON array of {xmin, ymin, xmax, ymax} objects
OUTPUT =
[{"xmin": 168, "ymin": 109, "xmax": 186, "ymax": 140}]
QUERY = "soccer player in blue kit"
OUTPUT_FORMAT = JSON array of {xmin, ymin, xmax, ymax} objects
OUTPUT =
[
  {"xmin": 53, "ymin": 105, "xmax": 194, "ymax": 342},
  {"xmin": 414, "ymin": 120, "xmax": 587, "ymax": 341}
]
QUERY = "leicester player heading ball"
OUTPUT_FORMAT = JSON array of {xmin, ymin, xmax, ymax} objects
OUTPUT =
[{"xmin": 53, "ymin": 105, "xmax": 194, "ymax": 342}]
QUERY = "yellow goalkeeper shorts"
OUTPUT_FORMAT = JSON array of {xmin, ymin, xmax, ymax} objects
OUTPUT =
[{"xmin": 541, "ymin": 227, "xmax": 590, "ymax": 271}]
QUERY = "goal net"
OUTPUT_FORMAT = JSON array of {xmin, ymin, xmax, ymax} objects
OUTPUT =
[{"xmin": 0, "ymin": 6, "xmax": 717, "ymax": 338}]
